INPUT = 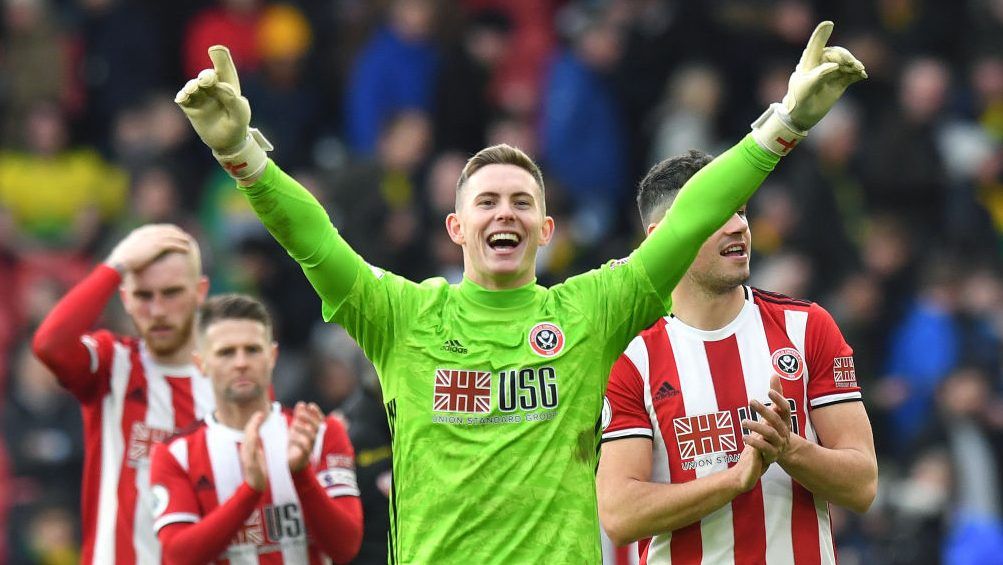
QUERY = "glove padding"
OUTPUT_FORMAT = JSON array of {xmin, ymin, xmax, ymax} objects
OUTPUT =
[
  {"xmin": 175, "ymin": 45, "xmax": 272, "ymax": 181},
  {"xmin": 752, "ymin": 21, "xmax": 867, "ymax": 156}
]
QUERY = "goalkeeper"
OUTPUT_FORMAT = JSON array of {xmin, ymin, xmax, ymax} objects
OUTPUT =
[{"xmin": 177, "ymin": 22, "xmax": 864, "ymax": 564}]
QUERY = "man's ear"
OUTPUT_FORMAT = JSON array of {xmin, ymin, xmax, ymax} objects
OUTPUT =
[
  {"xmin": 538, "ymin": 216, "xmax": 555, "ymax": 246},
  {"xmin": 192, "ymin": 349, "xmax": 204, "ymax": 374},
  {"xmin": 646, "ymin": 222, "xmax": 659, "ymax": 236},
  {"xmin": 446, "ymin": 213, "xmax": 464, "ymax": 245},
  {"xmin": 196, "ymin": 276, "xmax": 209, "ymax": 303}
]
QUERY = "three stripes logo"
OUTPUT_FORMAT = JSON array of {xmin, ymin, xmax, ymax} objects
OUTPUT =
[
  {"xmin": 653, "ymin": 381, "xmax": 680, "ymax": 402},
  {"xmin": 441, "ymin": 339, "xmax": 468, "ymax": 354}
]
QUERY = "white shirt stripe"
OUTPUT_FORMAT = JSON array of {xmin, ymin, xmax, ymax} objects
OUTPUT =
[{"xmin": 92, "ymin": 342, "xmax": 132, "ymax": 565}]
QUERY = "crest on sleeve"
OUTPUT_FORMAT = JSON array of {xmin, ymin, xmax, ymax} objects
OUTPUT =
[
  {"xmin": 529, "ymin": 322, "xmax": 565, "ymax": 357},
  {"xmin": 771, "ymin": 347, "xmax": 805, "ymax": 381}
]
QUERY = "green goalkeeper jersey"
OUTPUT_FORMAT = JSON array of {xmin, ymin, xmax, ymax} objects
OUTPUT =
[{"xmin": 241, "ymin": 136, "xmax": 779, "ymax": 563}]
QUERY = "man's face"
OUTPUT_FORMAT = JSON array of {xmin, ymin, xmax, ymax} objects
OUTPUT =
[
  {"xmin": 121, "ymin": 253, "xmax": 207, "ymax": 357},
  {"xmin": 446, "ymin": 164, "xmax": 554, "ymax": 289},
  {"xmin": 197, "ymin": 319, "xmax": 276, "ymax": 405},
  {"xmin": 651, "ymin": 205, "xmax": 751, "ymax": 293}
]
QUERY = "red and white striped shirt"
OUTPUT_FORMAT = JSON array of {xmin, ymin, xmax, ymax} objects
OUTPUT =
[
  {"xmin": 151, "ymin": 403, "xmax": 361, "ymax": 564},
  {"xmin": 602, "ymin": 287, "xmax": 861, "ymax": 565},
  {"xmin": 32, "ymin": 264, "xmax": 216, "ymax": 564},
  {"xmin": 77, "ymin": 330, "xmax": 214, "ymax": 564}
]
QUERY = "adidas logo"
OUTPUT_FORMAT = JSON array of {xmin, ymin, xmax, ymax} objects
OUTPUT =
[
  {"xmin": 653, "ymin": 382, "xmax": 679, "ymax": 402},
  {"xmin": 195, "ymin": 475, "xmax": 214, "ymax": 491},
  {"xmin": 441, "ymin": 339, "xmax": 468, "ymax": 354}
]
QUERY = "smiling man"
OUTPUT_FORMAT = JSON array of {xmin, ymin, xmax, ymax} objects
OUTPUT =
[
  {"xmin": 32, "ymin": 224, "xmax": 215, "ymax": 564},
  {"xmin": 598, "ymin": 151, "xmax": 877, "ymax": 564},
  {"xmin": 175, "ymin": 21, "xmax": 865, "ymax": 563}
]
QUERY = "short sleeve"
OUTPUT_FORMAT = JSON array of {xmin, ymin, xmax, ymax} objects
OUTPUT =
[
  {"xmin": 601, "ymin": 352, "xmax": 653, "ymax": 442},
  {"xmin": 806, "ymin": 304, "xmax": 862, "ymax": 409},
  {"xmin": 312, "ymin": 415, "xmax": 361, "ymax": 498},
  {"xmin": 68, "ymin": 329, "xmax": 117, "ymax": 401},
  {"xmin": 150, "ymin": 440, "xmax": 201, "ymax": 533}
]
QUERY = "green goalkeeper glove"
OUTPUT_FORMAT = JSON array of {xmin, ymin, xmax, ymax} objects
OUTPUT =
[
  {"xmin": 175, "ymin": 45, "xmax": 273, "ymax": 182},
  {"xmin": 751, "ymin": 21, "xmax": 867, "ymax": 156}
]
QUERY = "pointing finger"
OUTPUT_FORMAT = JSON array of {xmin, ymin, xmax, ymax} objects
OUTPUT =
[
  {"xmin": 800, "ymin": 21, "xmax": 834, "ymax": 70},
  {"xmin": 208, "ymin": 45, "xmax": 241, "ymax": 95}
]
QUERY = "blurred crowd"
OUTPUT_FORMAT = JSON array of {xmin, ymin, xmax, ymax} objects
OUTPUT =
[{"xmin": 3, "ymin": 0, "xmax": 1003, "ymax": 563}]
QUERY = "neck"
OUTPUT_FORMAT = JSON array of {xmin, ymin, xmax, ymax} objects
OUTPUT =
[
  {"xmin": 150, "ymin": 336, "xmax": 197, "ymax": 366},
  {"xmin": 670, "ymin": 277, "xmax": 746, "ymax": 331},
  {"xmin": 215, "ymin": 396, "xmax": 272, "ymax": 430},
  {"xmin": 464, "ymin": 267, "xmax": 533, "ymax": 290}
]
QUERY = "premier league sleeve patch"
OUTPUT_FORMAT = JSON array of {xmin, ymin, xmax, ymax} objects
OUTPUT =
[{"xmin": 529, "ymin": 322, "xmax": 565, "ymax": 357}]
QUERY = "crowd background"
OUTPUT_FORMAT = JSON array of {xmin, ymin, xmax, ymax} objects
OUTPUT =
[{"xmin": 2, "ymin": 0, "xmax": 1003, "ymax": 563}]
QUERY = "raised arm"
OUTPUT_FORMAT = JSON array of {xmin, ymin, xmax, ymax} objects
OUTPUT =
[
  {"xmin": 636, "ymin": 21, "xmax": 866, "ymax": 300},
  {"xmin": 175, "ymin": 46, "xmax": 365, "ymax": 309}
]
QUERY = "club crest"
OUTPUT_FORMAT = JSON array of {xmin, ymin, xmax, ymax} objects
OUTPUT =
[
  {"xmin": 529, "ymin": 322, "xmax": 565, "ymax": 357},
  {"xmin": 771, "ymin": 347, "xmax": 805, "ymax": 381}
]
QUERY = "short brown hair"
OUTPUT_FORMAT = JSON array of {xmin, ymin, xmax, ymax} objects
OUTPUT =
[
  {"xmin": 198, "ymin": 294, "xmax": 273, "ymax": 337},
  {"xmin": 456, "ymin": 144, "xmax": 546, "ymax": 199}
]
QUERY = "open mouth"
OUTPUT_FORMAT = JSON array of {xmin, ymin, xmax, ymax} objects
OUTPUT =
[
  {"xmin": 487, "ymin": 232, "xmax": 522, "ymax": 251},
  {"xmin": 720, "ymin": 243, "xmax": 747, "ymax": 257}
]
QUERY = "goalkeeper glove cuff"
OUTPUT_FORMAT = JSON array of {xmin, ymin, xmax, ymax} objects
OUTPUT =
[
  {"xmin": 750, "ymin": 103, "xmax": 807, "ymax": 157},
  {"xmin": 212, "ymin": 128, "xmax": 274, "ymax": 181}
]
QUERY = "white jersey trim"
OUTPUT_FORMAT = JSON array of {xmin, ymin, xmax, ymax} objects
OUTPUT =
[
  {"xmin": 600, "ymin": 427, "xmax": 653, "ymax": 441},
  {"xmin": 153, "ymin": 512, "xmax": 200, "ymax": 533},
  {"xmin": 810, "ymin": 391, "xmax": 862, "ymax": 408}
]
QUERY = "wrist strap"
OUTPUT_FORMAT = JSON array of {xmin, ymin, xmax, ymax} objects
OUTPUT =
[
  {"xmin": 750, "ymin": 103, "xmax": 807, "ymax": 156},
  {"xmin": 212, "ymin": 128, "xmax": 274, "ymax": 181}
]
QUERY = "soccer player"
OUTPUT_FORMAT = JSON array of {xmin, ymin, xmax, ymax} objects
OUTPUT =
[
  {"xmin": 31, "ymin": 223, "xmax": 214, "ymax": 564},
  {"xmin": 149, "ymin": 294, "xmax": 363, "ymax": 564},
  {"xmin": 597, "ymin": 150, "xmax": 878, "ymax": 564},
  {"xmin": 175, "ymin": 21, "xmax": 865, "ymax": 563}
]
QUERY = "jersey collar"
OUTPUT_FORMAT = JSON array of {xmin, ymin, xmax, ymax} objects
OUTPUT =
[
  {"xmin": 458, "ymin": 276, "xmax": 538, "ymax": 309},
  {"xmin": 667, "ymin": 285, "xmax": 754, "ymax": 341}
]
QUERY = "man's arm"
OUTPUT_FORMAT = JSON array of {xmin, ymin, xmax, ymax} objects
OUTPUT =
[
  {"xmin": 151, "ymin": 434, "xmax": 265, "ymax": 565},
  {"xmin": 292, "ymin": 468, "xmax": 363, "ymax": 563},
  {"xmin": 176, "ymin": 46, "xmax": 372, "ymax": 318},
  {"xmin": 779, "ymin": 402, "xmax": 877, "ymax": 513},
  {"xmin": 635, "ymin": 21, "xmax": 866, "ymax": 301},
  {"xmin": 598, "ymin": 438, "xmax": 764, "ymax": 546},
  {"xmin": 158, "ymin": 484, "xmax": 262, "ymax": 565},
  {"xmin": 287, "ymin": 403, "xmax": 363, "ymax": 562}
]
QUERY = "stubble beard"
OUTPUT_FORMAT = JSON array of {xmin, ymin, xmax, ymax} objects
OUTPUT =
[{"xmin": 142, "ymin": 310, "xmax": 196, "ymax": 358}]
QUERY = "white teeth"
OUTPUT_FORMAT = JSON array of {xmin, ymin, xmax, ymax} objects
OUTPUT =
[
  {"xmin": 724, "ymin": 245, "xmax": 743, "ymax": 254},
  {"xmin": 489, "ymin": 233, "xmax": 520, "ymax": 243}
]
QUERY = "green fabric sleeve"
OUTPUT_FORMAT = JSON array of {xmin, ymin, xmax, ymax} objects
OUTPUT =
[
  {"xmin": 237, "ymin": 161, "xmax": 362, "ymax": 312},
  {"xmin": 635, "ymin": 134, "xmax": 780, "ymax": 303}
]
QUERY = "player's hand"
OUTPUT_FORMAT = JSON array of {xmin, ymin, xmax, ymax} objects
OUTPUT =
[
  {"xmin": 105, "ymin": 224, "xmax": 192, "ymax": 274},
  {"xmin": 288, "ymin": 402, "xmax": 324, "ymax": 473},
  {"xmin": 732, "ymin": 444, "xmax": 765, "ymax": 493},
  {"xmin": 783, "ymin": 21, "xmax": 867, "ymax": 131},
  {"xmin": 176, "ymin": 45, "xmax": 272, "ymax": 181},
  {"xmin": 741, "ymin": 376, "xmax": 793, "ymax": 467},
  {"xmin": 751, "ymin": 21, "xmax": 866, "ymax": 155},
  {"xmin": 240, "ymin": 411, "xmax": 269, "ymax": 492}
]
